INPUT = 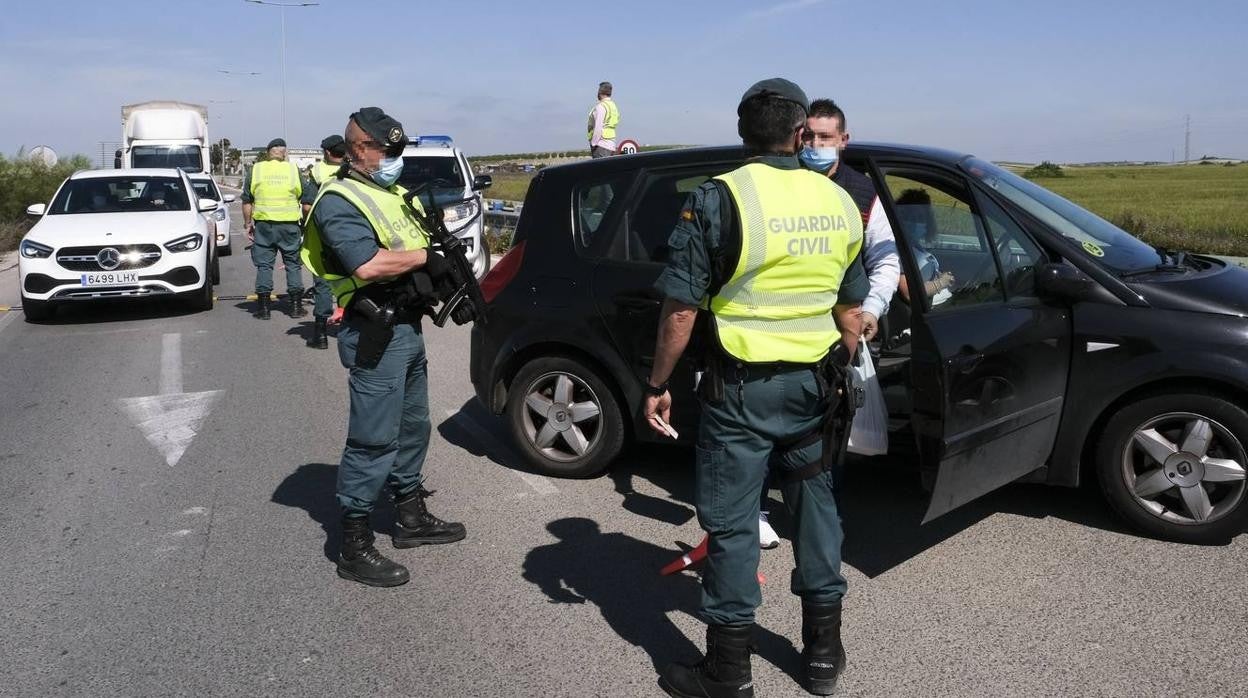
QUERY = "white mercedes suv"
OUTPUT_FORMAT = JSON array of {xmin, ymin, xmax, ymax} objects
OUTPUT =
[
  {"xmin": 398, "ymin": 135, "xmax": 493, "ymax": 280},
  {"xmin": 18, "ymin": 168, "xmax": 218, "ymax": 322}
]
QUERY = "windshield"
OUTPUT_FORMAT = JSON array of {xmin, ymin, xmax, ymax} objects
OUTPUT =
[
  {"xmin": 132, "ymin": 145, "xmax": 203, "ymax": 172},
  {"xmin": 48, "ymin": 176, "xmax": 191, "ymax": 215},
  {"xmin": 190, "ymin": 179, "xmax": 219, "ymax": 201},
  {"xmin": 963, "ymin": 158, "xmax": 1163, "ymax": 273},
  {"xmin": 399, "ymin": 155, "xmax": 466, "ymax": 192}
]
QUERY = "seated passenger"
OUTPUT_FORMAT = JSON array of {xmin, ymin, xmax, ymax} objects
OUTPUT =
[{"xmin": 894, "ymin": 189, "xmax": 955, "ymax": 306}]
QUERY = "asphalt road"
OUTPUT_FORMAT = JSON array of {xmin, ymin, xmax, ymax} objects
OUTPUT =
[{"xmin": 1, "ymin": 202, "xmax": 1245, "ymax": 697}]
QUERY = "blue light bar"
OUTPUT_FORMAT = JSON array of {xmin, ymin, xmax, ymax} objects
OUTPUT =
[{"xmin": 415, "ymin": 135, "xmax": 454, "ymax": 148}]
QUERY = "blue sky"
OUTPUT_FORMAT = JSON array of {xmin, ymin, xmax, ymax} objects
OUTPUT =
[{"xmin": 1, "ymin": 0, "xmax": 1244, "ymax": 164}]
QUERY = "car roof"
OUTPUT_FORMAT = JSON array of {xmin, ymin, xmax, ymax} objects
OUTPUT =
[
  {"xmin": 402, "ymin": 145, "xmax": 458, "ymax": 158},
  {"xmin": 74, "ymin": 168, "xmax": 187, "ymax": 179},
  {"xmin": 539, "ymin": 142, "xmax": 973, "ymax": 175}
]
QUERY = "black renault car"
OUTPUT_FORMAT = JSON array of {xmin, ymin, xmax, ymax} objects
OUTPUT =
[{"xmin": 469, "ymin": 144, "xmax": 1248, "ymax": 544}]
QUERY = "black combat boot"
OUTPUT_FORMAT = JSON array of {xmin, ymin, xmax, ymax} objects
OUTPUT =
[
  {"xmin": 659, "ymin": 624, "xmax": 754, "ymax": 698},
  {"xmin": 255, "ymin": 292, "xmax": 271, "ymax": 320},
  {"xmin": 289, "ymin": 291, "xmax": 308, "ymax": 318},
  {"xmin": 337, "ymin": 515, "xmax": 409, "ymax": 587},
  {"xmin": 307, "ymin": 317, "xmax": 328, "ymax": 349},
  {"xmin": 801, "ymin": 601, "xmax": 847, "ymax": 695},
  {"xmin": 392, "ymin": 486, "xmax": 467, "ymax": 548}
]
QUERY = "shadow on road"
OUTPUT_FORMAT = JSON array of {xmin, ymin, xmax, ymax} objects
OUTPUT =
[
  {"xmin": 271, "ymin": 462, "xmax": 401, "ymax": 562},
  {"xmin": 29, "ymin": 298, "xmax": 201, "ymax": 325},
  {"xmin": 521, "ymin": 517, "xmax": 802, "ymax": 682}
]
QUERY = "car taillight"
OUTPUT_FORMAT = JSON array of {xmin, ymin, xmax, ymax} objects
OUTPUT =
[{"xmin": 480, "ymin": 240, "xmax": 525, "ymax": 304}]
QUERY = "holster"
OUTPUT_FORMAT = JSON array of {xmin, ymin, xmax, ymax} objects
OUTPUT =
[
  {"xmin": 819, "ymin": 344, "xmax": 862, "ymax": 473},
  {"xmin": 696, "ymin": 352, "xmax": 726, "ymax": 406},
  {"xmin": 347, "ymin": 289, "xmax": 399, "ymax": 369}
]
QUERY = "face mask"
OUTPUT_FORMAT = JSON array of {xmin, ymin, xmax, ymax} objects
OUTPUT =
[
  {"xmin": 371, "ymin": 155, "xmax": 404, "ymax": 187},
  {"xmin": 799, "ymin": 146, "xmax": 839, "ymax": 172}
]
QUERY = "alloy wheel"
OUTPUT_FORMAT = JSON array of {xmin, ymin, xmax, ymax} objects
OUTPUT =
[
  {"xmin": 1123, "ymin": 411, "xmax": 1247, "ymax": 525},
  {"xmin": 519, "ymin": 371, "xmax": 604, "ymax": 462}
]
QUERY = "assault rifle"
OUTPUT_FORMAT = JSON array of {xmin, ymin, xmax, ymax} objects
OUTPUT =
[{"xmin": 401, "ymin": 181, "xmax": 488, "ymax": 327}]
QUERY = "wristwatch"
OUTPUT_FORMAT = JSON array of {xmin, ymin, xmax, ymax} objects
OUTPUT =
[{"xmin": 643, "ymin": 380, "xmax": 669, "ymax": 396}]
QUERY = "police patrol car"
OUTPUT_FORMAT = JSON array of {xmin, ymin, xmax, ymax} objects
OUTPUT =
[{"xmin": 397, "ymin": 135, "xmax": 493, "ymax": 280}]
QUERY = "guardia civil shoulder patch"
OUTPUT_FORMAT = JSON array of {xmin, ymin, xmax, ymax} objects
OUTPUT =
[{"xmin": 680, "ymin": 209, "xmax": 694, "ymax": 222}]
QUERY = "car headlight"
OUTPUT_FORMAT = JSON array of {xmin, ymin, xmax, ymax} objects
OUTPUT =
[
  {"xmin": 20, "ymin": 240, "xmax": 53, "ymax": 259},
  {"xmin": 164, "ymin": 233, "xmax": 203, "ymax": 253},
  {"xmin": 213, "ymin": 207, "xmax": 227, "ymax": 222},
  {"xmin": 442, "ymin": 199, "xmax": 480, "ymax": 233}
]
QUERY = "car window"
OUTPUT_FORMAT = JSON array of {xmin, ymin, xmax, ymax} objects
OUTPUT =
[
  {"xmin": 976, "ymin": 193, "xmax": 1047, "ymax": 299},
  {"xmin": 190, "ymin": 180, "xmax": 218, "ymax": 201},
  {"xmin": 49, "ymin": 176, "xmax": 191, "ymax": 214},
  {"xmin": 611, "ymin": 165, "xmax": 735, "ymax": 264},
  {"xmin": 399, "ymin": 155, "xmax": 466, "ymax": 191},
  {"xmin": 883, "ymin": 169, "xmax": 1005, "ymax": 311},
  {"xmin": 575, "ymin": 174, "xmax": 630, "ymax": 248}
]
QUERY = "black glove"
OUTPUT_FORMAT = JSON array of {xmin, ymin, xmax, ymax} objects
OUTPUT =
[{"xmin": 423, "ymin": 250, "xmax": 452, "ymax": 281}]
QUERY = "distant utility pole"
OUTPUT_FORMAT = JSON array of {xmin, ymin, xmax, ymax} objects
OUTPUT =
[{"xmin": 1184, "ymin": 114, "xmax": 1191, "ymax": 163}]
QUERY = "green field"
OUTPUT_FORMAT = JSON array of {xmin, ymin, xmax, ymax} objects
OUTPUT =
[{"xmin": 1024, "ymin": 163, "xmax": 1248, "ymax": 256}]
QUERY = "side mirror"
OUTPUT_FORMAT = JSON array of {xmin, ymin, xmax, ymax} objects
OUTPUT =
[
  {"xmin": 1035, "ymin": 262, "xmax": 1096, "ymax": 302},
  {"xmin": 198, "ymin": 198, "xmax": 220, "ymax": 212},
  {"xmin": 222, "ymin": 194, "xmax": 237, "ymax": 203},
  {"xmin": 473, "ymin": 174, "xmax": 493, "ymax": 191},
  {"xmin": 26, "ymin": 203, "xmax": 46, "ymax": 216}
]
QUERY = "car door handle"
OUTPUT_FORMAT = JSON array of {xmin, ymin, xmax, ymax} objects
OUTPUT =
[{"xmin": 948, "ymin": 350, "xmax": 984, "ymax": 374}]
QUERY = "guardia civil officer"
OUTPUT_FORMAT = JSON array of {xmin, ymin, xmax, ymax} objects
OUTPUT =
[
  {"xmin": 242, "ymin": 138, "xmax": 315, "ymax": 319},
  {"xmin": 301, "ymin": 108, "xmax": 466, "ymax": 587},
  {"xmin": 303, "ymin": 134, "xmax": 347, "ymax": 349},
  {"xmin": 644, "ymin": 79, "xmax": 867, "ymax": 697}
]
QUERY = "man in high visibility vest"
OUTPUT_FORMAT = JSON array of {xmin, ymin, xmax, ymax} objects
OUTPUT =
[
  {"xmin": 300, "ymin": 107, "xmax": 466, "ymax": 588},
  {"xmin": 242, "ymin": 138, "xmax": 315, "ymax": 319},
  {"xmin": 644, "ymin": 79, "xmax": 867, "ymax": 698},
  {"xmin": 587, "ymin": 81, "xmax": 620, "ymax": 158},
  {"xmin": 302, "ymin": 134, "xmax": 347, "ymax": 349}
]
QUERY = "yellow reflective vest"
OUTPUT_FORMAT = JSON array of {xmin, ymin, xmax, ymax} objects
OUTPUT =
[
  {"xmin": 310, "ymin": 160, "xmax": 341, "ymax": 186},
  {"xmin": 710, "ymin": 163, "xmax": 863, "ymax": 364},
  {"xmin": 301, "ymin": 176, "xmax": 429, "ymax": 307},
  {"xmin": 587, "ymin": 98, "xmax": 620, "ymax": 142},
  {"xmin": 249, "ymin": 160, "xmax": 303, "ymax": 222}
]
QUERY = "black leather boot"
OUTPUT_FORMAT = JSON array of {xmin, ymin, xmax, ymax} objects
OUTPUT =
[
  {"xmin": 337, "ymin": 515, "xmax": 409, "ymax": 587},
  {"xmin": 289, "ymin": 291, "xmax": 308, "ymax": 318},
  {"xmin": 659, "ymin": 624, "xmax": 753, "ymax": 698},
  {"xmin": 392, "ymin": 486, "xmax": 467, "ymax": 548},
  {"xmin": 307, "ymin": 317, "xmax": 328, "ymax": 349},
  {"xmin": 801, "ymin": 601, "xmax": 847, "ymax": 695},
  {"xmin": 255, "ymin": 292, "xmax": 271, "ymax": 320}
]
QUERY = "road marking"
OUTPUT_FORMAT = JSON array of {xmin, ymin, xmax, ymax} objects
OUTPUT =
[
  {"xmin": 444, "ymin": 409, "xmax": 558, "ymax": 495},
  {"xmin": 118, "ymin": 332, "xmax": 223, "ymax": 467},
  {"xmin": 182, "ymin": 506, "xmax": 209, "ymax": 515}
]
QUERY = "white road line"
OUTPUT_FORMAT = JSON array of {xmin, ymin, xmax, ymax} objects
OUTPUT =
[
  {"xmin": 444, "ymin": 409, "xmax": 558, "ymax": 496},
  {"xmin": 160, "ymin": 333, "xmax": 182, "ymax": 395}
]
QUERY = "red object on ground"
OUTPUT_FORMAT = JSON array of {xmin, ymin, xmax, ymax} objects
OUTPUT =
[
  {"xmin": 659, "ymin": 534, "xmax": 766, "ymax": 584},
  {"xmin": 329, "ymin": 307, "xmax": 344, "ymax": 324}
]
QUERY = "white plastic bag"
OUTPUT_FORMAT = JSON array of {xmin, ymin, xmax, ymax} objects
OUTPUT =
[{"xmin": 847, "ymin": 343, "xmax": 889, "ymax": 456}]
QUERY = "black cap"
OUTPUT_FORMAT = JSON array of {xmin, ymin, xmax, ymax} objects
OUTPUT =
[
  {"xmin": 267, "ymin": 138, "xmax": 287, "ymax": 149},
  {"xmin": 319, "ymin": 132, "xmax": 344, "ymax": 152},
  {"xmin": 350, "ymin": 106, "xmax": 408, "ymax": 151},
  {"xmin": 737, "ymin": 78, "xmax": 809, "ymax": 116}
]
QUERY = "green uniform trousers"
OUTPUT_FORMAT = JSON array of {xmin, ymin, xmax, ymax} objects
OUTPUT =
[
  {"xmin": 695, "ymin": 364, "xmax": 847, "ymax": 626},
  {"xmin": 250, "ymin": 220, "xmax": 304, "ymax": 296}
]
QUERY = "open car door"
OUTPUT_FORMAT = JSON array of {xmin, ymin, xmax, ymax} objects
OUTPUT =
[{"xmin": 873, "ymin": 158, "xmax": 1073, "ymax": 522}]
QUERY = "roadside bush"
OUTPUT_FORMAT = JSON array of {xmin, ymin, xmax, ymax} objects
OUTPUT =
[
  {"xmin": 1023, "ymin": 161, "xmax": 1065, "ymax": 179},
  {"xmin": 0, "ymin": 153, "xmax": 92, "ymax": 251}
]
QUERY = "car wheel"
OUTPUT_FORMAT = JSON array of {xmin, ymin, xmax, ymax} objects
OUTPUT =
[
  {"xmin": 506, "ymin": 356, "xmax": 624, "ymax": 478},
  {"xmin": 187, "ymin": 279, "xmax": 214, "ymax": 312},
  {"xmin": 1096, "ymin": 392, "xmax": 1248, "ymax": 544},
  {"xmin": 210, "ymin": 253, "xmax": 221, "ymax": 285},
  {"xmin": 21, "ymin": 298, "xmax": 54, "ymax": 322}
]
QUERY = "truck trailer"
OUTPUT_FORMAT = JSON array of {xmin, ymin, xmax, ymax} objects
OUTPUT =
[{"xmin": 117, "ymin": 101, "xmax": 209, "ymax": 173}]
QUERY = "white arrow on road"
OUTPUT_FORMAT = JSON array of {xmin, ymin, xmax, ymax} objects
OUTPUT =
[{"xmin": 118, "ymin": 333, "xmax": 222, "ymax": 467}]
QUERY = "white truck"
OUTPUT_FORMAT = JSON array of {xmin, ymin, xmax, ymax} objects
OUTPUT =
[{"xmin": 117, "ymin": 102, "xmax": 210, "ymax": 173}]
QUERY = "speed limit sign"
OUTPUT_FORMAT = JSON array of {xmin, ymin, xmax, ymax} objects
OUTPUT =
[{"xmin": 617, "ymin": 139, "xmax": 640, "ymax": 155}]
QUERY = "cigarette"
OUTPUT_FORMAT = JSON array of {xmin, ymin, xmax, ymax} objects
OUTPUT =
[{"xmin": 654, "ymin": 415, "xmax": 680, "ymax": 440}]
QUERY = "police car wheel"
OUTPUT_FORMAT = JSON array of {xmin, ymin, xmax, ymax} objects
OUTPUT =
[
  {"xmin": 506, "ymin": 356, "xmax": 624, "ymax": 478},
  {"xmin": 1095, "ymin": 391, "xmax": 1248, "ymax": 544}
]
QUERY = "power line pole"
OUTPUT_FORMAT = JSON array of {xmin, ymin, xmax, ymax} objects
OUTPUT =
[{"xmin": 1184, "ymin": 114, "xmax": 1191, "ymax": 163}]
